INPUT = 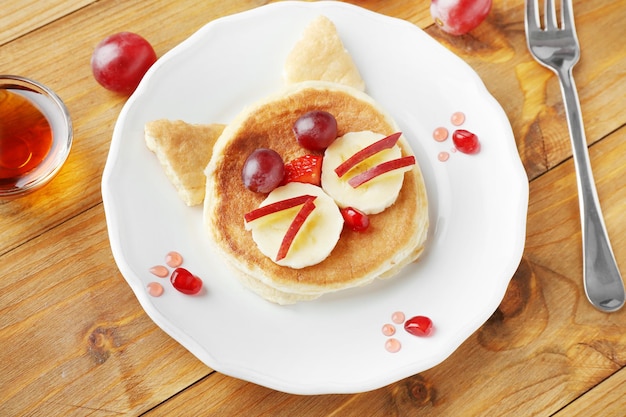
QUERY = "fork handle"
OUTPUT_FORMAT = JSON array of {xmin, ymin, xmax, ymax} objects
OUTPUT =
[{"xmin": 558, "ymin": 68, "xmax": 625, "ymax": 312}]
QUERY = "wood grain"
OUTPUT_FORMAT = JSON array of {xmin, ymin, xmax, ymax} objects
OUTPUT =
[
  {"xmin": 554, "ymin": 368, "xmax": 626, "ymax": 416},
  {"xmin": 0, "ymin": 205, "xmax": 210, "ymax": 415},
  {"xmin": 0, "ymin": 0, "xmax": 96, "ymax": 46},
  {"xmin": 1, "ymin": 0, "xmax": 625, "ymax": 415}
]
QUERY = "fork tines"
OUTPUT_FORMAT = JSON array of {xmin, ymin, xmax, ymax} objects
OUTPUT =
[{"xmin": 526, "ymin": 0, "xmax": 575, "ymax": 31}]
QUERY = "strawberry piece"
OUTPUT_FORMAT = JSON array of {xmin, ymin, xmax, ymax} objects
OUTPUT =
[
  {"xmin": 334, "ymin": 132, "xmax": 402, "ymax": 177},
  {"xmin": 276, "ymin": 197, "xmax": 317, "ymax": 261},
  {"xmin": 347, "ymin": 155, "xmax": 415, "ymax": 188},
  {"xmin": 281, "ymin": 154, "xmax": 323, "ymax": 186}
]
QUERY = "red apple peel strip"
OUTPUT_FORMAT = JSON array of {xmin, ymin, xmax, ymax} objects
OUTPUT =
[
  {"xmin": 347, "ymin": 156, "xmax": 416, "ymax": 188},
  {"xmin": 276, "ymin": 197, "xmax": 317, "ymax": 261},
  {"xmin": 334, "ymin": 132, "xmax": 402, "ymax": 177},
  {"xmin": 244, "ymin": 195, "xmax": 315, "ymax": 223}
]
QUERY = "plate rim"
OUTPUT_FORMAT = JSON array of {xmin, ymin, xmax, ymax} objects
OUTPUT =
[{"xmin": 101, "ymin": 0, "xmax": 529, "ymax": 395}]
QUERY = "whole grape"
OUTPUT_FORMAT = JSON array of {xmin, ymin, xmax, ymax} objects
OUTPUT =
[
  {"xmin": 242, "ymin": 148, "xmax": 285, "ymax": 193},
  {"xmin": 430, "ymin": 0, "xmax": 492, "ymax": 35},
  {"xmin": 91, "ymin": 32, "xmax": 157, "ymax": 94},
  {"xmin": 293, "ymin": 110, "xmax": 338, "ymax": 151}
]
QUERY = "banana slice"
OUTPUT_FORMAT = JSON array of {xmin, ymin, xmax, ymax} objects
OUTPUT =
[
  {"xmin": 321, "ymin": 131, "xmax": 409, "ymax": 214},
  {"xmin": 244, "ymin": 182, "xmax": 343, "ymax": 269}
]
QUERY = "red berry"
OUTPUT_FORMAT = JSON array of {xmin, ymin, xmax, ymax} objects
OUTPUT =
[
  {"xmin": 340, "ymin": 207, "xmax": 370, "ymax": 232},
  {"xmin": 452, "ymin": 129, "xmax": 480, "ymax": 154},
  {"xmin": 242, "ymin": 148, "xmax": 285, "ymax": 193},
  {"xmin": 91, "ymin": 32, "xmax": 157, "ymax": 94},
  {"xmin": 170, "ymin": 267, "xmax": 203, "ymax": 295},
  {"xmin": 293, "ymin": 111, "xmax": 338, "ymax": 151},
  {"xmin": 404, "ymin": 316, "xmax": 433, "ymax": 337},
  {"xmin": 430, "ymin": 0, "xmax": 492, "ymax": 36},
  {"xmin": 281, "ymin": 154, "xmax": 323, "ymax": 186}
]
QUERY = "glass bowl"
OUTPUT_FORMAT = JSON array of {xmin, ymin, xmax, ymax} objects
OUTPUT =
[{"xmin": 0, "ymin": 75, "xmax": 73, "ymax": 199}]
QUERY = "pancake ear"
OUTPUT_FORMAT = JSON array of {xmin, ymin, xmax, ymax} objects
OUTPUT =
[
  {"xmin": 145, "ymin": 120, "xmax": 225, "ymax": 206},
  {"xmin": 283, "ymin": 15, "xmax": 366, "ymax": 91}
]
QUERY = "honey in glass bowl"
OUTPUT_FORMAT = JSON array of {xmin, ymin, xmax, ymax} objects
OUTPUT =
[{"xmin": 0, "ymin": 75, "xmax": 72, "ymax": 199}]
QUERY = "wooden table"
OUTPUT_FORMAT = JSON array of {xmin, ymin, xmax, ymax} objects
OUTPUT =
[{"xmin": 2, "ymin": 0, "xmax": 625, "ymax": 415}]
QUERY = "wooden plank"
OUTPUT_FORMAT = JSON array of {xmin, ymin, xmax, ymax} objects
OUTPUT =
[
  {"xmin": 145, "ymin": 373, "xmax": 352, "ymax": 416},
  {"xmin": 0, "ymin": 0, "xmax": 95, "ymax": 46},
  {"xmin": 525, "ymin": 126, "xmax": 625, "ymax": 285},
  {"xmin": 341, "ymin": 0, "xmax": 433, "ymax": 26},
  {"xmin": 554, "ymin": 368, "xmax": 626, "ymax": 416},
  {"xmin": 0, "ymin": 205, "xmax": 211, "ymax": 416}
]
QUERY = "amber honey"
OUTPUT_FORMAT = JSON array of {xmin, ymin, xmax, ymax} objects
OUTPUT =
[{"xmin": 0, "ymin": 89, "xmax": 53, "ymax": 185}]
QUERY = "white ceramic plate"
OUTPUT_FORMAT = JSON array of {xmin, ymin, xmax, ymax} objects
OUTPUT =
[{"xmin": 102, "ymin": 1, "xmax": 528, "ymax": 395}]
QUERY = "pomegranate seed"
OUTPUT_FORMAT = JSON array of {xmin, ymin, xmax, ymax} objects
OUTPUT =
[
  {"xmin": 452, "ymin": 129, "xmax": 480, "ymax": 154},
  {"xmin": 170, "ymin": 267, "xmax": 203, "ymax": 295},
  {"xmin": 404, "ymin": 315, "xmax": 433, "ymax": 336}
]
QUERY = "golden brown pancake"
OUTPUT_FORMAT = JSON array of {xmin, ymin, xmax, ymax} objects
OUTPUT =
[
  {"xmin": 145, "ymin": 120, "xmax": 225, "ymax": 206},
  {"xmin": 204, "ymin": 81, "xmax": 428, "ymax": 304}
]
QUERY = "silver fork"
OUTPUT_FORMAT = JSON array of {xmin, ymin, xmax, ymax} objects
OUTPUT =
[{"xmin": 525, "ymin": 0, "xmax": 625, "ymax": 312}]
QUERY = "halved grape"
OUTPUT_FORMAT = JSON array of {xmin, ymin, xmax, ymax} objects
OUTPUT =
[
  {"xmin": 293, "ymin": 110, "xmax": 338, "ymax": 151},
  {"xmin": 242, "ymin": 148, "xmax": 285, "ymax": 193}
]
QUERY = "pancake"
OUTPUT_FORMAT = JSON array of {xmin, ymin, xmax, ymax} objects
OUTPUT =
[
  {"xmin": 283, "ymin": 15, "xmax": 365, "ymax": 91},
  {"xmin": 204, "ymin": 81, "xmax": 428, "ymax": 304},
  {"xmin": 145, "ymin": 120, "xmax": 225, "ymax": 206}
]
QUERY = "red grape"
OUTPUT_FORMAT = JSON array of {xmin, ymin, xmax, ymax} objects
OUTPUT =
[
  {"xmin": 293, "ymin": 111, "xmax": 338, "ymax": 151},
  {"xmin": 91, "ymin": 32, "xmax": 157, "ymax": 95},
  {"xmin": 430, "ymin": 0, "xmax": 492, "ymax": 35},
  {"xmin": 242, "ymin": 148, "xmax": 285, "ymax": 193}
]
